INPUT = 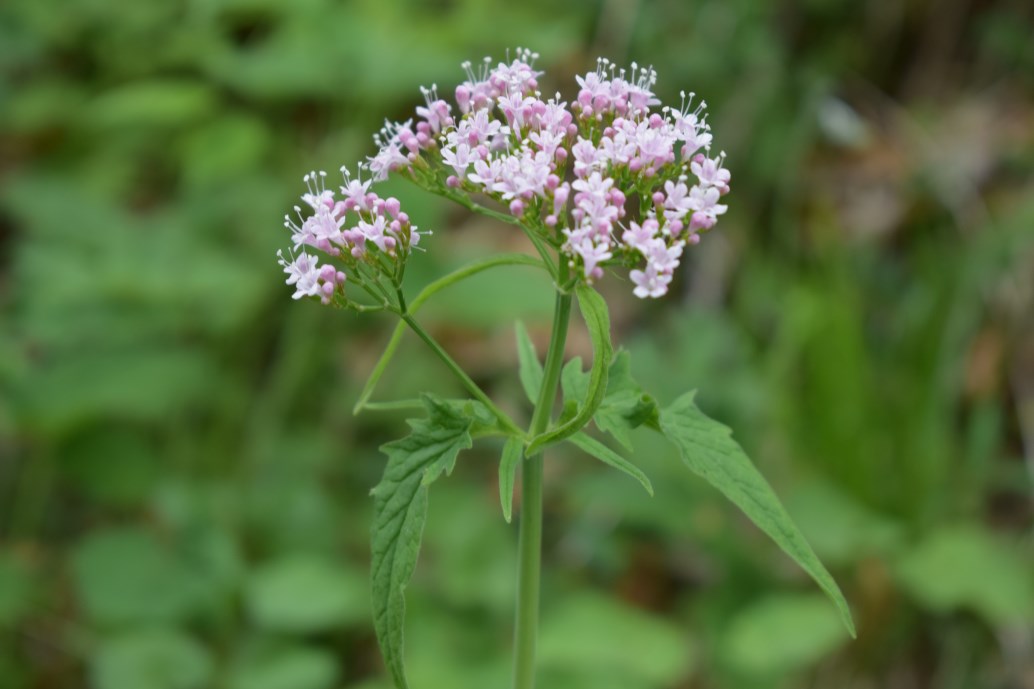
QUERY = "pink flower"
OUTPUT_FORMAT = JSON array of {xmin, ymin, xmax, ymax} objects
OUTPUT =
[
  {"xmin": 278, "ymin": 250, "xmax": 322, "ymax": 300},
  {"xmin": 630, "ymin": 265, "xmax": 673, "ymax": 299}
]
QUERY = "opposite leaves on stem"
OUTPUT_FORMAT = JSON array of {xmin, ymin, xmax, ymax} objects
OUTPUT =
[{"xmin": 526, "ymin": 285, "xmax": 612, "ymax": 455}]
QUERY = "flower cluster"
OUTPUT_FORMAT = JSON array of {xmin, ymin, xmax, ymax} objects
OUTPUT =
[
  {"xmin": 277, "ymin": 169, "xmax": 420, "ymax": 305},
  {"xmin": 279, "ymin": 49, "xmax": 730, "ymax": 303}
]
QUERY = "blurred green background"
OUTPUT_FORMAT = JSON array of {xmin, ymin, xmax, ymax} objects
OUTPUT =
[{"xmin": 2, "ymin": 0, "xmax": 1033, "ymax": 687}]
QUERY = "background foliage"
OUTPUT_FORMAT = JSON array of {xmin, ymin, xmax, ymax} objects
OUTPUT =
[{"xmin": 2, "ymin": 0, "xmax": 1033, "ymax": 687}]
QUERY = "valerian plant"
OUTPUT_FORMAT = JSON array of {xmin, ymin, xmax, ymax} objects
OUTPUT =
[{"xmin": 277, "ymin": 49, "xmax": 855, "ymax": 689}]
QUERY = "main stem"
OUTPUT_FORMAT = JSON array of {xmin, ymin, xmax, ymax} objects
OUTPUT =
[{"xmin": 513, "ymin": 282, "xmax": 572, "ymax": 689}]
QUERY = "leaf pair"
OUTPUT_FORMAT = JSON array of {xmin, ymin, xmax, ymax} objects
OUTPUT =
[
  {"xmin": 369, "ymin": 279, "xmax": 856, "ymax": 689},
  {"xmin": 512, "ymin": 304, "xmax": 655, "ymax": 502},
  {"xmin": 514, "ymin": 300, "xmax": 856, "ymax": 638}
]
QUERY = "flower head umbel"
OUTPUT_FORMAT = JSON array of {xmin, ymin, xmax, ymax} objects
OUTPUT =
[
  {"xmin": 278, "ymin": 168, "xmax": 420, "ymax": 308},
  {"xmin": 278, "ymin": 49, "xmax": 730, "ymax": 306}
]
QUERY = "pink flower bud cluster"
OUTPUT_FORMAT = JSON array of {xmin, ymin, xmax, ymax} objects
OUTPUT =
[
  {"xmin": 278, "ymin": 168, "xmax": 419, "ymax": 304},
  {"xmin": 366, "ymin": 50, "xmax": 731, "ymax": 299},
  {"xmin": 280, "ymin": 50, "xmax": 732, "ymax": 307}
]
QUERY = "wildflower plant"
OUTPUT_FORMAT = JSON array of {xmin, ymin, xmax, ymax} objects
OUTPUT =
[{"xmin": 277, "ymin": 50, "xmax": 855, "ymax": 689}]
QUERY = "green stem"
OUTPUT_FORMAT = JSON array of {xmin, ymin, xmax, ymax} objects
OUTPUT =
[
  {"xmin": 353, "ymin": 254, "xmax": 546, "ymax": 415},
  {"xmin": 400, "ymin": 313, "xmax": 524, "ymax": 437},
  {"xmin": 513, "ymin": 272, "xmax": 572, "ymax": 689},
  {"xmin": 442, "ymin": 190, "xmax": 559, "ymax": 281}
]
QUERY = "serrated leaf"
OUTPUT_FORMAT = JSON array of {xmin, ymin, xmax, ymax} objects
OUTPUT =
[
  {"xmin": 442, "ymin": 398, "xmax": 502, "ymax": 438},
  {"xmin": 567, "ymin": 433, "xmax": 653, "ymax": 496},
  {"xmin": 527, "ymin": 286, "xmax": 612, "ymax": 454},
  {"xmin": 658, "ymin": 392, "xmax": 855, "ymax": 637},
  {"xmin": 515, "ymin": 320, "xmax": 543, "ymax": 402},
  {"xmin": 498, "ymin": 436, "xmax": 523, "ymax": 523},
  {"xmin": 592, "ymin": 351, "xmax": 660, "ymax": 449},
  {"xmin": 371, "ymin": 395, "xmax": 474, "ymax": 689}
]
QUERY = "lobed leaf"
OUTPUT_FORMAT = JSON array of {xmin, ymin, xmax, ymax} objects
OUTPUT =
[
  {"xmin": 370, "ymin": 395, "xmax": 474, "ymax": 689},
  {"xmin": 592, "ymin": 350, "xmax": 660, "ymax": 448},
  {"xmin": 658, "ymin": 392, "xmax": 856, "ymax": 637}
]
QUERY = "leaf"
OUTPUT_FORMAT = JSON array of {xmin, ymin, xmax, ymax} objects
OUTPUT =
[
  {"xmin": 537, "ymin": 592, "xmax": 692, "ymax": 687},
  {"xmin": 721, "ymin": 593, "xmax": 850, "ymax": 675},
  {"xmin": 91, "ymin": 628, "xmax": 213, "ymax": 689},
  {"xmin": 560, "ymin": 356, "xmax": 589, "ymax": 403},
  {"xmin": 71, "ymin": 528, "xmax": 214, "ymax": 626},
  {"xmin": 498, "ymin": 436, "xmax": 523, "ymax": 523},
  {"xmin": 658, "ymin": 392, "xmax": 855, "ymax": 637},
  {"xmin": 593, "ymin": 351, "xmax": 660, "ymax": 449},
  {"xmin": 227, "ymin": 645, "xmax": 339, "ymax": 689},
  {"xmin": 370, "ymin": 395, "xmax": 474, "ymax": 689},
  {"xmin": 894, "ymin": 525, "xmax": 1034, "ymax": 624},
  {"xmin": 527, "ymin": 285, "xmax": 612, "ymax": 454},
  {"xmin": 245, "ymin": 556, "xmax": 367, "ymax": 633},
  {"xmin": 785, "ymin": 481, "xmax": 903, "ymax": 567},
  {"xmin": 515, "ymin": 320, "xmax": 543, "ymax": 402},
  {"xmin": 442, "ymin": 398, "xmax": 503, "ymax": 438},
  {"xmin": 563, "ymin": 350, "xmax": 659, "ymax": 450},
  {"xmin": 567, "ymin": 433, "xmax": 653, "ymax": 496},
  {"xmin": 85, "ymin": 80, "xmax": 218, "ymax": 129}
]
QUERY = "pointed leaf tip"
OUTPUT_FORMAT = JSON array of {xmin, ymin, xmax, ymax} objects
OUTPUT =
[{"xmin": 658, "ymin": 392, "xmax": 855, "ymax": 637}]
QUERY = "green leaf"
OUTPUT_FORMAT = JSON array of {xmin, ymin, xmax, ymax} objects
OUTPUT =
[
  {"xmin": 227, "ymin": 645, "xmax": 339, "ymax": 689},
  {"xmin": 527, "ymin": 285, "xmax": 612, "ymax": 454},
  {"xmin": 515, "ymin": 320, "xmax": 543, "ymax": 403},
  {"xmin": 560, "ymin": 356, "xmax": 589, "ymax": 403},
  {"xmin": 592, "ymin": 351, "xmax": 660, "ymax": 449},
  {"xmin": 85, "ymin": 80, "xmax": 218, "ymax": 129},
  {"xmin": 721, "ymin": 593, "xmax": 851, "ymax": 676},
  {"xmin": 895, "ymin": 525, "xmax": 1034, "ymax": 624},
  {"xmin": 245, "ymin": 556, "xmax": 367, "ymax": 633},
  {"xmin": 91, "ymin": 628, "xmax": 213, "ymax": 689},
  {"xmin": 370, "ymin": 395, "xmax": 474, "ymax": 689},
  {"xmin": 537, "ymin": 593, "xmax": 692, "ymax": 687},
  {"xmin": 498, "ymin": 436, "xmax": 523, "ymax": 523},
  {"xmin": 567, "ymin": 433, "xmax": 653, "ymax": 496},
  {"xmin": 442, "ymin": 398, "xmax": 504, "ymax": 439},
  {"xmin": 71, "ymin": 528, "xmax": 214, "ymax": 626},
  {"xmin": 658, "ymin": 392, "xmax": 855, "ymax": 637}
]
